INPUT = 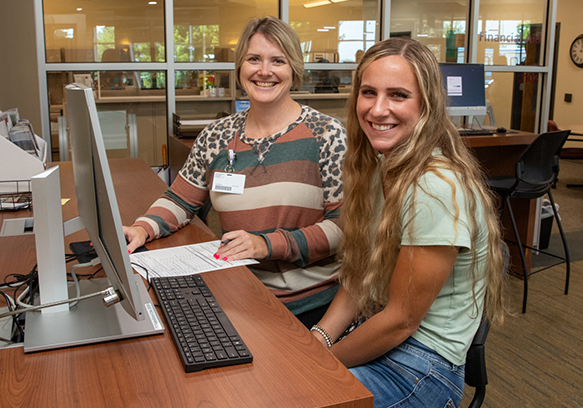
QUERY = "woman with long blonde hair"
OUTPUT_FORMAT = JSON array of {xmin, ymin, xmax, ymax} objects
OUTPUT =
[{"xmin": 310, "ymin": 37, "xmax": 505, "ymax": 407}]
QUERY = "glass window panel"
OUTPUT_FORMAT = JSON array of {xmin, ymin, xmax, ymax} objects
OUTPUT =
[
  {"xmin": 43, "ymin": 0, "xmax": 165, "ymax": 63},
  {"xmin": 175, "ymin": 70, "xmax": 233, "ymax": 98},
  {"xmin": 174, "ymin": 70, "xmax": 234, "ymax": 138},
  {"xmin": 339, "ymin": 42, "xmax": 364, "ymax": 63},
  {"xmin": 485, "ymin": 71, "xmax": 540, "ymax": 132},
  {"xmin": 96, "ymin": 71, "xmax": 166, "ymax": 96},
  {"xmin": 173, "ymin": 0, "xmax": 278, "ymax": 63},
  {"xmin": 390, "ymin": 0, "xmax": 468, "ymax": 63},
  {"xmin": 301, "ymin": 68, "xmax": 353, "ymax": 94},
  {"xmin": 176, "ymin": 99, "xmax": 233, "ymax": 139},
  {"xmin": 232, "ymin": 68, "xmax": 352, "ymax": 123},
  {"xmin": 477, "ymin": 0, "xmax": 546, "ymax": 66},
  {"xmin": 339, "ymin": 21, "xmax": 366, "ymax": 41},
  {"xmin": 297, "ymin": 69, "xmax": 354, "ymax": 123},
  {"xmin": 47, "ymin": 71, "xmax": 167, "ymax": 166},
  {"xmin": 233, "ymin": 68, "xmax": 353, "ymax": 97},
  {"xmin": 289, "ymin": 0, "xmax": 379, "ymax": 63}
]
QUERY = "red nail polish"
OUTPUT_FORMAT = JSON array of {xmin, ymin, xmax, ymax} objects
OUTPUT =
[
  {"xmin": 214, "ymin": 253, "xmax": 219, "ymax": 259},
  {"xmin": 223, "ymin": 257, "xmax": 228, "ymax": 261}
]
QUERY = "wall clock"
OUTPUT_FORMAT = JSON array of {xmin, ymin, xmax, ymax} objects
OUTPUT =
[{"xmin": 570, "ymin": 34, "xmax": 583, "ymax": 68}]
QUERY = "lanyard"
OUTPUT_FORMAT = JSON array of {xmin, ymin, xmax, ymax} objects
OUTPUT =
[
  {"xmin": 213, "ymin": 148, "xmax": 245, "ymax": 195},
  {"xmin": 225, "ymin": 149, "xmax": 236, "ymax": 173}
]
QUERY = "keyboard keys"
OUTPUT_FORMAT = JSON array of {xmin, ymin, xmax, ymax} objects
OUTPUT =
[{"xmin": 152, "ymin": 275, "xmax": 253, "ymax": 373}]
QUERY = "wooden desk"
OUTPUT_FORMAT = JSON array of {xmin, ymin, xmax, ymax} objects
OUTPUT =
[
  {"xmin": 463, "ymin": 130, "xmax": 538, "ymax": 175},
  {"xmin": 463, "ymin": 130, "xmax": 539, "ymax": 275},
  {"xmin": 0, "ymin": 158, "xmax": 373, "ymax": 408}
]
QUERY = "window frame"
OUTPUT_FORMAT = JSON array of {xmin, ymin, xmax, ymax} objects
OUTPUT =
[{"xmin": 34, "ymin": 0, "xmax": 558, "ymax": 160}]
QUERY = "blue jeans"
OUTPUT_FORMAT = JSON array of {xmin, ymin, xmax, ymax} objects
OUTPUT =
[{"xmin": 349, "ymin": 337, "xmax": 465, "ymax": 408}]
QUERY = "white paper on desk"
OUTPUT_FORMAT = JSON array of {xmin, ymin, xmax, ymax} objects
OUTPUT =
[{"xmin": 129, "ymin": 240, "xmax": 259, "ymax": 280}]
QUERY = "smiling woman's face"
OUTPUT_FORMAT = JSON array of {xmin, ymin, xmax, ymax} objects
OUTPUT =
[
  {"xmin": 356, "ymin": 55, "xmax": 422, "ymax": 156},
  {"xmin": 239, "ymin": 33, "xmax": 293, "ymax": 107}
]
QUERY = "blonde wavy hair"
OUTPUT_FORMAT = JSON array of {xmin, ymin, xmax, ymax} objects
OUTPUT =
[{"xmin": 340, "ymin": 37, "xmax": 505, "ymax": 326}]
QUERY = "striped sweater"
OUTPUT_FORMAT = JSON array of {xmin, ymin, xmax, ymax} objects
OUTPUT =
[{"xmin": 134, "ymin": 105, "xmax": 346, "ymax": 308}]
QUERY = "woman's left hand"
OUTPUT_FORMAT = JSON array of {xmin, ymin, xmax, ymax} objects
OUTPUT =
[{"xmin": 215, "ymin": 230, "xmax": 269, "ymax": 261}]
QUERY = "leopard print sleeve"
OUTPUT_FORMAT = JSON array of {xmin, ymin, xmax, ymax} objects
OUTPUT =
[
  {"xmin": 303, "ymin": 106, "xmax": 346, "ymax": 204},
  {"xmin": 178, "ymin": 113, "xmax": 244, "ymax": 188}
]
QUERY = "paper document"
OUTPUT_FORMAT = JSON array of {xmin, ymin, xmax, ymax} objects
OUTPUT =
[
  {"xmin": 129, "ymin": 240, "xmax": 259, "ymax": 280},
  {"xmin": 447, "ymin": 76, "xmax": 463, "ymax": 97}
]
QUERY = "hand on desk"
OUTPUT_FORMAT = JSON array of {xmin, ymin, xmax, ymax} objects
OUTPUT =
[
  {"xmin": 123, "ymin": 225, "xmax": 148, "ymax": 253},
  {"xmin": 216, "ymin": 230, "xmax": 269, "ymax": 261}
]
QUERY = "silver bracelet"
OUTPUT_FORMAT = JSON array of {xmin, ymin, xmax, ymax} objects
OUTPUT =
[{"xmin": 310, "ymin": 325, "xmax": 333, "ymax": 348}]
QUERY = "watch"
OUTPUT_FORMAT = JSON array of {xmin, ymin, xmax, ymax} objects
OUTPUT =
[{"xmin": 570, "ymin": 34, "xmax": 583, "ymax": 68}]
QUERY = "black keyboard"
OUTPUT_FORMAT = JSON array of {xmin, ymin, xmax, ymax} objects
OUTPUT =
[
  {"xmin": 151, "ymin": 274, "xmax": 253, "ymax": 373},
  {"xmin": 458, "ymin": 128, "xmax": 498, "ymax": 136}
]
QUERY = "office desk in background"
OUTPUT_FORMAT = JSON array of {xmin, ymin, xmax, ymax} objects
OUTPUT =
[
  {"xmin": 0, "ymin": 158, "xmax": 373, "ymax": 408},
  {"xmin": 463, "ymin": 129, "xmax": 539, "ymax": 275}
]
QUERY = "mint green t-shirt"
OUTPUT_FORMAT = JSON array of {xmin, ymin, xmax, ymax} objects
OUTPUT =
[{"xmin": 399, "ymin": 167, "xmax": 488, "ymax": 366}]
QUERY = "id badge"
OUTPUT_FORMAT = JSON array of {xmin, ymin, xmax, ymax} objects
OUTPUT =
[{"xmin": 211, "ymin": 172, "xmax": 246, "ymax": 194}]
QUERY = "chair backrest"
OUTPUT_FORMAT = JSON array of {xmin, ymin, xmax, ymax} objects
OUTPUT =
[
  {"xmin": 464, "ymin": 242, "xmax": 509, "ymax": 408},
  {"xmin": 198, "ymin": 199, "xmax": 213, "ymax": 225},
  {"xmin": 516, "ymin": 130, "xmax": 571, "ymax": 186},
  {"xmin": 465, "ymin": 318, "xmax": 490, "ymax": 381}
]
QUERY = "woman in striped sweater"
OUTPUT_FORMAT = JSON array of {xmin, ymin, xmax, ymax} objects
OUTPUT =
[{"xmin": 124, "ymin": 16, "xmax": 347, "ymax": 328}]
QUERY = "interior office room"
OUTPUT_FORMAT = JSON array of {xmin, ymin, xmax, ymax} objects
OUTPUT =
[{"xmin": 1, "ymin": 0, "xmax": 582, "ymax": 406}]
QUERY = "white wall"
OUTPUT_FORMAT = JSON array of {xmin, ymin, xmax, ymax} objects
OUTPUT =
[{"xmin": 554, "ymin": 0, "xmax": 583, "ymax": 132}]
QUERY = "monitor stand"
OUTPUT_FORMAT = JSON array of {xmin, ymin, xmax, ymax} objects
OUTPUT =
[{"xmin": 23, "ymin": 274, "xmax": 164, "ymax": 353}]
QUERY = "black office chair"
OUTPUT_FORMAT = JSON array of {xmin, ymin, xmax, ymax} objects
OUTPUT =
[
  {"xmin": 488, "ymin": 130, "xmax": 571, "ymax": 313},
  {"xmin": 464, "ymin": 242, "xmax": 509, "ymax": 408},
  {"xmin": 465, "ymin": 317, "xmax": 490, "ymax": 408},
  {"xmin": 198, "ymin": 199, "xmax": 212, "ymax": 225}
]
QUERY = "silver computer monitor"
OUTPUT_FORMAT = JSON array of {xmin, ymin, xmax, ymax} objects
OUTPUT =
[
  {"xmin": 67, "ymin": 84, "xmax": 142, "ymax": 319},
  {"xmin": 23, "ymin": 84, "xmax": 163, "ymax": 352},
  {"xmin": 439, "ymin": 63, "xmax": 488, "ymax": 118}
]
